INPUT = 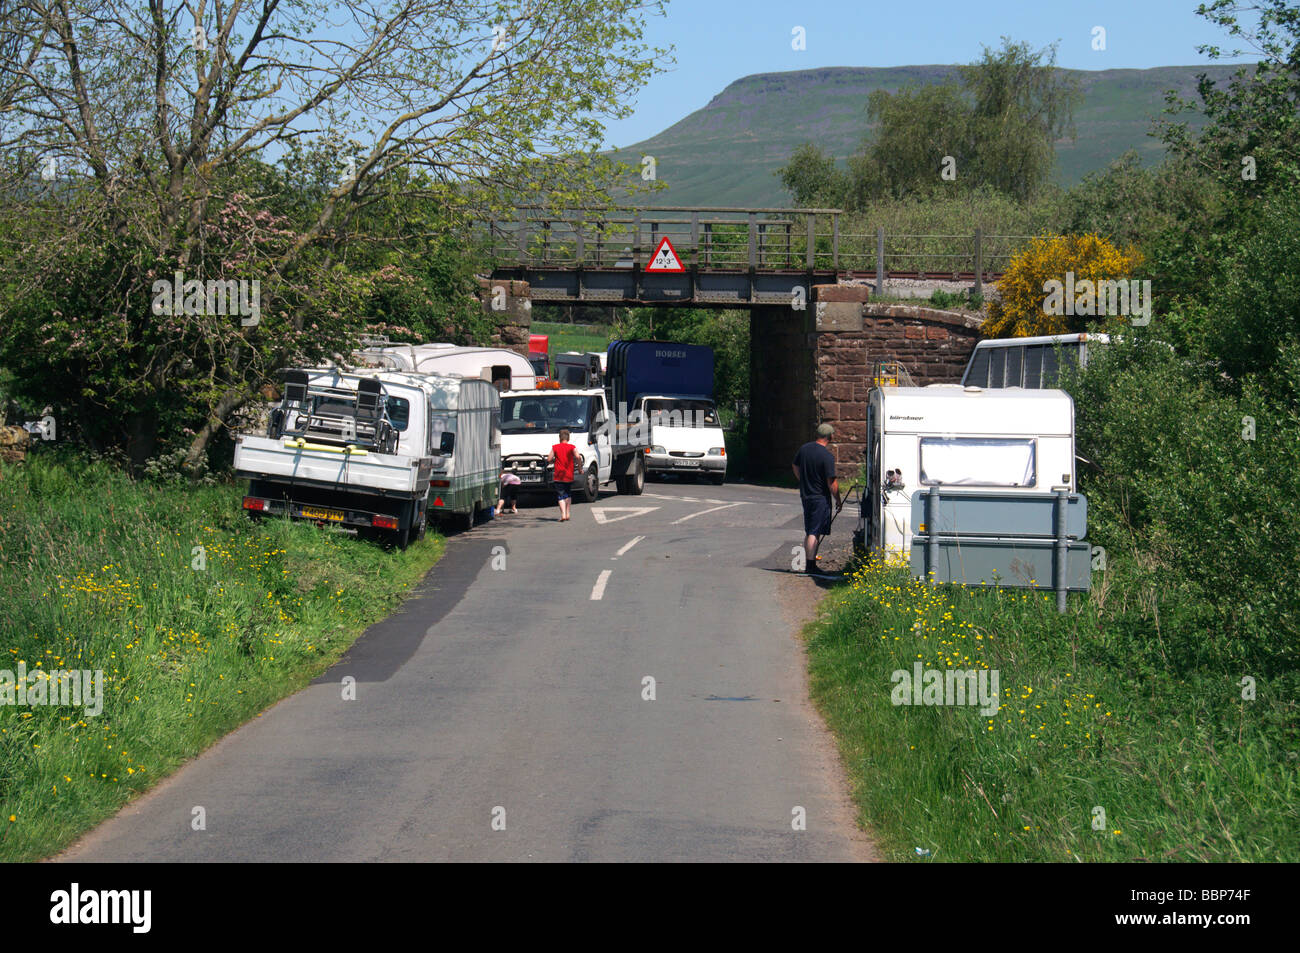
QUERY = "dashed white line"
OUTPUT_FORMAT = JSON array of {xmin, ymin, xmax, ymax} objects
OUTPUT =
[
  {"xmin": 590, "ymin": 569, "xmax": 612, "ymax": 600},
  {"xmin": 672, "ymin": 502, "xmax": 748, "ymax": 524},
  {"xmin": 613, "ymin": 536, "xmax": 645, "ymax": 559}
]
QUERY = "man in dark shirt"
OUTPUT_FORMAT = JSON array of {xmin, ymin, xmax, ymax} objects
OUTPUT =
[{"xmin": 791, "ymin": 423, "xmax": 842, "ymax": 572}]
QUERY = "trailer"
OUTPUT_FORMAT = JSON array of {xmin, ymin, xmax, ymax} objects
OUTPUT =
[
  {"xmin": 960, "ymin": 333, "xmax": 1109, "ymax": 390},
  {"xmin": 421, "ymin": 374, "xmax": 502, "ymax": 530},
  {"xmin": 353, "ymin": 341, "xmax": 537, "ymax": 391}
]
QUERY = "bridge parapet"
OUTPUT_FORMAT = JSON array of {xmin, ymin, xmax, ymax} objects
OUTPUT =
[
  {"xmin": 484, "ymin": 205, "xmax": 844, "ymax": 271},
  {"xmin": 482, "ymin": 206, "xmax": 1023, "ymax": 290}
]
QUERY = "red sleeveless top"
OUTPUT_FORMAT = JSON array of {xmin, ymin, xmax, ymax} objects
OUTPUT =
[{"xmin": 551, "ymin": 442, "xmax": 576, "ymax": 483}]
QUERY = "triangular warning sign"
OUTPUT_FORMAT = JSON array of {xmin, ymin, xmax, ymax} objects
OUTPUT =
[
  {"xmin": 591, "ymin": 506, "xmax": 659, "ymax": 524},
  {"xmin": 645, "ymin": 236, "xmax": 684, "ymax": 273}
]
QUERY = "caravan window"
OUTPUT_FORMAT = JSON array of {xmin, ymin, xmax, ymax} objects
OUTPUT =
[{"xmin": 919, "ymin": 437, "xmax": 1036, "ymax": 487}]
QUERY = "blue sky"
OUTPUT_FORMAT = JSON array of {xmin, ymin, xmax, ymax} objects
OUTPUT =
[{"xmin": 600, "ymin": 0, "xmax": 1253, "ymax": 148}]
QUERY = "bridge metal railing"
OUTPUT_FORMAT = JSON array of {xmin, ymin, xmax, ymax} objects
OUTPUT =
[{"xmin": 481, "ymin": 206, "xmax": 1026, "ymax": 288}]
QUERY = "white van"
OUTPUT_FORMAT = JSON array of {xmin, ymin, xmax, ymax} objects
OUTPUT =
[
  {"xmin": 641, "ymin": 395, "xmax": 727, "ymax": 485},
  {"xmin": 864, "ymin": 385, "xmax": 1076, "ymax": 555}
]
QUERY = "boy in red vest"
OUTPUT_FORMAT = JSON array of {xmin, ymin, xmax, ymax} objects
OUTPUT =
[{"xmin": 548, "ymin": 428, "xmax": 576, "ymax": 522}]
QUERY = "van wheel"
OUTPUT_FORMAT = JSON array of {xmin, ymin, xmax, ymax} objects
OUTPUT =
[
  {"xmin": 710, "ymin": 473, "xmax": 725, "ymax": 486},
  {"xmin": 577, "ymin": 465, "xmax": 599, "ymax": 503}
]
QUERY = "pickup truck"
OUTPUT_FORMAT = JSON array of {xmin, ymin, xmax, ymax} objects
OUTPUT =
[
  {"xmin": 234, "ymin": 368, "xmax": 449, "ymax": 546},
  {"xmin": 498, "ymin": 385, "xmax": 647, "ymax": 500}
]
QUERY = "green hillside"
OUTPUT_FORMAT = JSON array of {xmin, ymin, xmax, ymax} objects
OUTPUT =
[{"xmin": 613, "ymin": 64, "xmax": 1247, "ymax": 207}]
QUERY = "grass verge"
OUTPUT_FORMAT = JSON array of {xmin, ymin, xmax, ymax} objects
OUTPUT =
[
  {"xmin": 530, "ymin": 320, "xmax": 613, "ymax": 356},
  {"xmin": 805, "ymin": 558, "xmax": 1299, "ymax": 862},
  {"xmin": 0, "ymin": 452, "xmax": 445, "ymax": 861}
]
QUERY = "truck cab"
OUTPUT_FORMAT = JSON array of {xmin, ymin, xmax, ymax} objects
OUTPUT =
[
  {"xmin": 499, "ymin": 387, "xmax": 613, "ymax": 501},
  {"xmin": 499, "ymin": 382, "xmax": 647, "ymax": 500}
]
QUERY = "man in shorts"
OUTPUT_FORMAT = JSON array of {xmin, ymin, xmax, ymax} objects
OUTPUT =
[
  {"xmin": 548, "ymin": 428, "xmax": 576, "ymax": 522},
  {"xmin": 791, "ymin": 422, "xmax": 842, "ymax": 571}
]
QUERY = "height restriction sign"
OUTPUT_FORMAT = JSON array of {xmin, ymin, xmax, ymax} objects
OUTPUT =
[{"xmin": 645, "ymin": 236, "xmax": 685, "ymax": 273}]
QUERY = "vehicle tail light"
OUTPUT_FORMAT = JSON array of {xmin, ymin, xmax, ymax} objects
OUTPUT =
[
  {"xmin": 243, "ymin": 497, "xmax": 267, "ymax": 511},
  {"xmin": 372, "ymin": 515, "xmax": 399, "ymax": 530},
  {"xmin": 431, "ymin": 479, "xmax": 451, "ymax": 487}
]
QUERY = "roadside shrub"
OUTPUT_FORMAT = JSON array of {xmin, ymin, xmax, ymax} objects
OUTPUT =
[
  {"xmin": 1066, "ymin": 337, "xmax": 1300, "ymax": 674},
  {"xmin": 984, "ymin": 233, "xmax": 1142, "ymax": 337}
]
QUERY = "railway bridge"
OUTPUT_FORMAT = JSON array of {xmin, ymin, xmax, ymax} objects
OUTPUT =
[{"xmin": 479, "ymin": 206, "xmax": 1004, "ymax": 478}]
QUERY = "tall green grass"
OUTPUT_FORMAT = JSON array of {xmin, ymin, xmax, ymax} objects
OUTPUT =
[
  {"xmin": 0, "ymin": 452, "xmax": 444, "ymax": 861},
  {"xmin": 805, "ymin": 559, "xmax": 1299, "ymax": 862}
]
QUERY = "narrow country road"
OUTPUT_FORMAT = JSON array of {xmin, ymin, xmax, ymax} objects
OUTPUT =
[{"xmin": 60, "ymin": 481, "xmax": 876, "ymax": 862}]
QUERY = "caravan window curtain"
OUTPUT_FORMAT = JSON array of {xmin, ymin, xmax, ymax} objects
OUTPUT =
[{"xmin": 919, "ymin": 437, "xmax": 1037, "ymax": 487}]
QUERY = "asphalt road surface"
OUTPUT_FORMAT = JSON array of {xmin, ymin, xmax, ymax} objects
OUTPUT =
[{"xmin": 61, "ymin": 479, "xmax": 876, "ymax": 862}]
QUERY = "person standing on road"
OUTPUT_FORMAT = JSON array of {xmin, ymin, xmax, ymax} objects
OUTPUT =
[
  {"xmin": 792, "ymin": 422, "xmax": 842, "ymax": 571},
  {"xmin": 548, "ymin": 428, "xmax": 576, "ymax": 522}
]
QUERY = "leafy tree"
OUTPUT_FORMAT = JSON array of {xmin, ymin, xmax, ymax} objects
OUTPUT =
[
  {"xmin": 1051, "ymin": 151, "xmax": 1229, "ymax": 250},
  {"xmin": 863, "ymin": 82, "xmax": 970, "ymax": 200},
  {"xmin": 0, "ymin": 0, "xmax": 667, "ymax": 470},
  {"xmin": 957, "ymin": 39, "xmax": 1079, "ymax": 201},
  {"xmin": 775, "ymin": 143, "xmax": 848, "ymax": 208},
  {"xmin": 777, "ymin": 38, "xmax": 1078, "ymax": 208},
  {"xmin": 1158, "ymin": 0, "xmax": 1300, "ymax": 196}
]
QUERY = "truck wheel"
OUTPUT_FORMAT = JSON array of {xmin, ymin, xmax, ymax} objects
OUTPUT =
[
  {"xmin": 394, "ymin": 525, "xmax": 411, "ymax": 550},
  {"xmin": 618, "ymin": 455, "xmax": 645, "ymax": 495},
  {"xmin": 577, "ymin": 465, "xmax": 599, "ymax": 503}
]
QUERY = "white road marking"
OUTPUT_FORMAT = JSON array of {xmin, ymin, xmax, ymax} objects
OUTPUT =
[
  {"xmin": 613, "ymin": 536, "xmax": 645, "ymax": 558},
  {"xmin": 591, "ymin": 506, "xmax": 660, "ymax": 524},
  {"xmin": 642, "ymin": 492, "xmax": 703, "ymax": 503},
  {"xmin": 672, "ymin": 502, "xmax": 748, "ymax": 524},
  {"xmin": 590, "ymin": 569, "xmax": 612, "ymax": 600}
]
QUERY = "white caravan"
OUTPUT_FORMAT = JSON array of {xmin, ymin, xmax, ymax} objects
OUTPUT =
[
  {"xmin": 354, "ymin": 342, "xmax": 537, "ymax": 391},
  {"xmin": 864, "ymin": 385, "xmax": 1076, "ymax": 555}
]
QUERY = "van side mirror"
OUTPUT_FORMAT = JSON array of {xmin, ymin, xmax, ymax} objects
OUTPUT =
[{"xmin": 439, "ymin": 431, "xmax": 455, "ymax": 453}]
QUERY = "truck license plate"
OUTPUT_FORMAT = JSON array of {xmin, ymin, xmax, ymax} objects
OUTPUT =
[
  {"xmin": 298, "ymin": 505, "xmax": 344, "ymax": 522},
  {"xmin": 521, "ymin": 473, "xmax": 543, "ymax": 483}
]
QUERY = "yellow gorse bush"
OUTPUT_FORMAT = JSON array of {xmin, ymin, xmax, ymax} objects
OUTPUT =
[{"xmin": 985, "ymin": 233, "xmax": 1142, "ymax": 338}]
